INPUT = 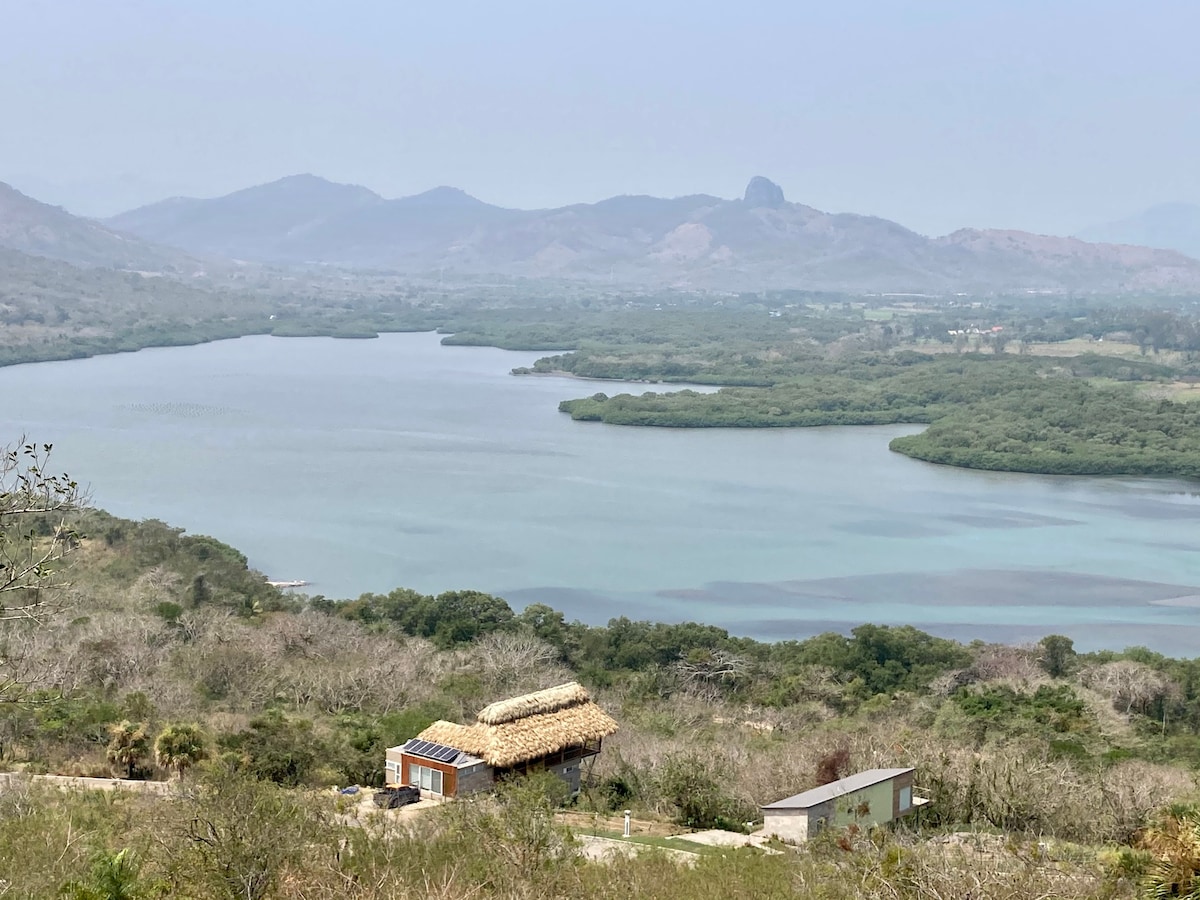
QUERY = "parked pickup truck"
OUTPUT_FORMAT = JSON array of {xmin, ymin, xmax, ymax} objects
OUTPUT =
[{"xmin": 372, "ymin": 786, "xmax": 421, "ymax": 809}]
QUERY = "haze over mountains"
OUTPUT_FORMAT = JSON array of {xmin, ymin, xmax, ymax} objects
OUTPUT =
[
  {"xmin": 4, "ymin": 174, "xmax": 1200, "ymax": 294},
  {"xmin": 1078, "ymin": 204, "xmax": 1200, "ymax": 262},
  {"xmin": 103, "ymin": 175, "xmax": 1200, "ymax": 293},
  {"xmin": 0, "ymin": 181, "xmax": 199, "ymax": 272}
]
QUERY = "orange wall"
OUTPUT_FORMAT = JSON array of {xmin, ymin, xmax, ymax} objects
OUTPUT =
[{"xmin": 399, "ymin": 753, "xmax": 458, "ymax": 796}]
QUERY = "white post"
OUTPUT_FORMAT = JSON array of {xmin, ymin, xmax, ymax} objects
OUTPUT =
[{"xmin": 623, "ymin": 810, "xmax": 631, "ymax": 838}]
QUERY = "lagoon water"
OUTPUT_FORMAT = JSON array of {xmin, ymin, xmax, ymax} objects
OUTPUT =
[{"xmin": 3, "ymin": 331, "xmax": 1199, "ymax": 653}]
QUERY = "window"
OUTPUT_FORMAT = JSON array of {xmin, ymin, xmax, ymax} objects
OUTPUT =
[
  {"xmin": 899, "ymin": 786, "xmax": 912, "ymax": 811},
  {"xmin": 408, "ymin": 761, "xmax": 444, "ymax": 794}
]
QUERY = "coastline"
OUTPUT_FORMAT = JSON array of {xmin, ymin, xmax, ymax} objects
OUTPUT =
[{"xmin": 512, "ymin": 368, "xmax": 727, "ymax": 391}]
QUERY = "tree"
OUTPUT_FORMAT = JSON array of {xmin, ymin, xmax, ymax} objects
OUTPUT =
[
  {"xmin": 189, "ymin": 574, "xmax": 210, "ymax": 607},
  {"xmin": 106, "ymin": 720, "xmax": 151, "ymax": 780},
  {"xmin": 445, "ymin": 772, "xmax": 573, "ymax": 884},
  {"xmin": 656, "ymin": 752, "xmax": 747, "ymax": 830},
  {"xmin": 1038, "ymin": 635, "xmax": 1076, "ymax": 678},
  {"xmin": 0, "ymin": 439, "xmax": 83, "ymax": 700},
  {"xmin": 219, "ymin": 711, "xmax": 316, "ymax": 786},
  {"xmin": 60, "ymin": 849, "xmax": 163, "ymax": 900},
  {"xmin": 416, "ymin": 590, "xmax": 515, "ymax": 647},
  {"xmin": 472, "ymin": 631, "xmax": 567, "ymax": 694},
  {"xmin": 815, "ymin": 746, "xmax": 852, "ymax": 786},
  {"xmin": 1140, "ymin": 803, "xmax": 1200, "ymax": 899},
  {"xmin": 155, "ymin": 723, "xmax": 208, "ymax": 780},
  {"xmin": 1083, "ymin": 659, "xmax": 1175, "ymax": 715},
  {"xmin": 674, "ymin": 648, "xmax": 751, "ymax": 700},
  {"xmin": 162, "ymin": 762, "xmax": 319, "ymax": 900}
]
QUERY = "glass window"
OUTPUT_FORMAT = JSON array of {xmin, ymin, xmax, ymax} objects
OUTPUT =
[
  {"xmin": 407, "ymin": 763, "xmax": 446, "ymax": 795},
  {"xmin": 899, "ymin": 786, "xmax": 912, "ymax": 811}
]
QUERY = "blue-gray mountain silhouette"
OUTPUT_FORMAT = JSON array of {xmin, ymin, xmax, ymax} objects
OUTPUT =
[{"xmin": 98, "ymin": 175, "xmax": 1200, "ymax": 291}]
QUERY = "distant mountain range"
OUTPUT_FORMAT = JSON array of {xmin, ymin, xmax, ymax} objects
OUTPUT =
[
  {"xmin": 4, "ymin": 174, "xmax": 1200, "ymax": 293},
  {"xmin": 0, "ymin": 181, "xmax": 200, "ymax": 272},
  {"xmin": 103, "ymin": 174, "xmax": 1200, "ymax": 292},
  {"xmin": 1077, "ymin": 203, "xmax": 1200, "ymax": 261}
]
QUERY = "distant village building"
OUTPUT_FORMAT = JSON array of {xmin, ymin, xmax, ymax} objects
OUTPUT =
[
  {"xmin": 761, "ymin": 768, "xmax": 926, "ymax": 843},
  {"xmin": 385, "ymin": 682, "xmax": 618, "ymax": 799}
]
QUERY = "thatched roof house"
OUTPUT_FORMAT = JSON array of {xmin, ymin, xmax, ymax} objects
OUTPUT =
[{"xmin": 386, "ymin": 682, "xmax": 618, "ymax": 798}]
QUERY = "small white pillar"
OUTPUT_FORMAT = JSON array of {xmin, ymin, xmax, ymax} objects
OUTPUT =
[{"xmin": 623, "ymin": 810, "xmax": 631, "ymax": 838}]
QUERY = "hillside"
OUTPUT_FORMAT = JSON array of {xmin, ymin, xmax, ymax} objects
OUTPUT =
[
  {"xmin": 0, "ymin": 246, "xmax": 278, "ymax": 365},
  {"xmin": 107, "ymin": 174, "xmax": 1200, "ymax": 292},
  {"xmin": 0, "ymin": 181, "xmax": 201, "ymax": 271},
  {"xmin": 107, "ymin": 173, "xmax": 386, "ymax": 261},
  {"xmin": 1078, "ymin": 202, "xmax": 1200, "ymax": 260},
  {"xmin": 0, "ymin": 497, "xmax": 1198, "ymax": 898}
]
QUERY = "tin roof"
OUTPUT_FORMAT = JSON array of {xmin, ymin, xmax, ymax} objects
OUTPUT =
[{"xmin": 761, "ymin": 768, "xmax": 914, "ymax": 810}]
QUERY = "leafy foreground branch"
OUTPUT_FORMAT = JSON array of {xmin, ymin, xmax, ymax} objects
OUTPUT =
[{"xmin": 0, "ymin": 439, "xmax": 84, "ymax": 702}]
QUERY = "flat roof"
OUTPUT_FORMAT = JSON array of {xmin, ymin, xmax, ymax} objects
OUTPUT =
[
  {"xmin": 761, "ymin": 768, "xmax": 914, "ymax": 811},
  {"xmin": 389, "ymin": 740, "xmax": 484, "ymax": 769}
]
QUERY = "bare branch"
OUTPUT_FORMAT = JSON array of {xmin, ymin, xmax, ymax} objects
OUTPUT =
[{"xmin": 0, "ymin": 438, "xmax": 86, "ymax": 699}]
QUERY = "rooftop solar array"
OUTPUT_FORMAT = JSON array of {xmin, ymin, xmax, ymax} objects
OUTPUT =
[{"xmin": 401, "ymin": 738, "xmax": 460, "ymax": 764}]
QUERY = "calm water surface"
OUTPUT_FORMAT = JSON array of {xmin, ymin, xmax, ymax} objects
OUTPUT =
[{"xmin": 4, "ymin": 332, "xmax": 1198, "ymax": 652}]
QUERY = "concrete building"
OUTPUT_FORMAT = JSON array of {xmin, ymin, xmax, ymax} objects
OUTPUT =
[{"xmin": 761, "ymin": 768, "xmax": 925, "ymax": 843}]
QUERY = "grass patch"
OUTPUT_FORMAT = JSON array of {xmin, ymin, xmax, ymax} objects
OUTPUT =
[{"xmin": 581, "ymin": 829, "xmax": 728, "ymax": 857}]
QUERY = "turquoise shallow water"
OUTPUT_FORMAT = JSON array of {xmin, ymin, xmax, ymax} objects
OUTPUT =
[{"xmin": 3, "ymin": 331, "xmax": 1198, "ymax": 653}]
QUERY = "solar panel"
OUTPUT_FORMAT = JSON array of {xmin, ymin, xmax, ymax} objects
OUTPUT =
[{"xmin": 402, "ymin": 739, "xmax": 460, "ymax": 763}]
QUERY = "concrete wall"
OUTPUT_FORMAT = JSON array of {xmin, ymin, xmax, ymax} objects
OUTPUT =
[
  {"xmin": 763, "ymin": 808, "xmax": 809, "ymax": 843},
  {"xmin": 456, "ymin": 763, "xmax": 494, "ymax": 796}
]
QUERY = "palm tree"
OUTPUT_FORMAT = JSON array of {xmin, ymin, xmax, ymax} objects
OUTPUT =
[
  {"xmin": 1140, "ymin": 803, "xmax": 1200, "ymax": 899},
  {"xmin": 154, "ymin": 723, "xmax": 208, "ymax": 780},
  {"xmin": 106, "ymin": 721, "xmax": 151, "ymax": 781},
  {"xmin": 61, "ymin": 849, "xmax": 160, "ymax": 900}
]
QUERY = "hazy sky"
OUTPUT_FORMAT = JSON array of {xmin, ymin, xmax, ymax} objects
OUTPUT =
[{"xmin": 3, "ymin": 1, "xmax": 1198, "ymax": 235}]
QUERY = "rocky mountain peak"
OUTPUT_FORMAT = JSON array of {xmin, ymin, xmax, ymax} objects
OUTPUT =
[{"xmin": 743, "ymin": 176, "xmax": 786, "ymax": 209}]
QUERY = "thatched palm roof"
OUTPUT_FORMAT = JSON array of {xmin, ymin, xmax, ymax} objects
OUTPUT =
[{"xmin": 417, "ymin": 682, "xmax": 618, "ymax": 769}]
